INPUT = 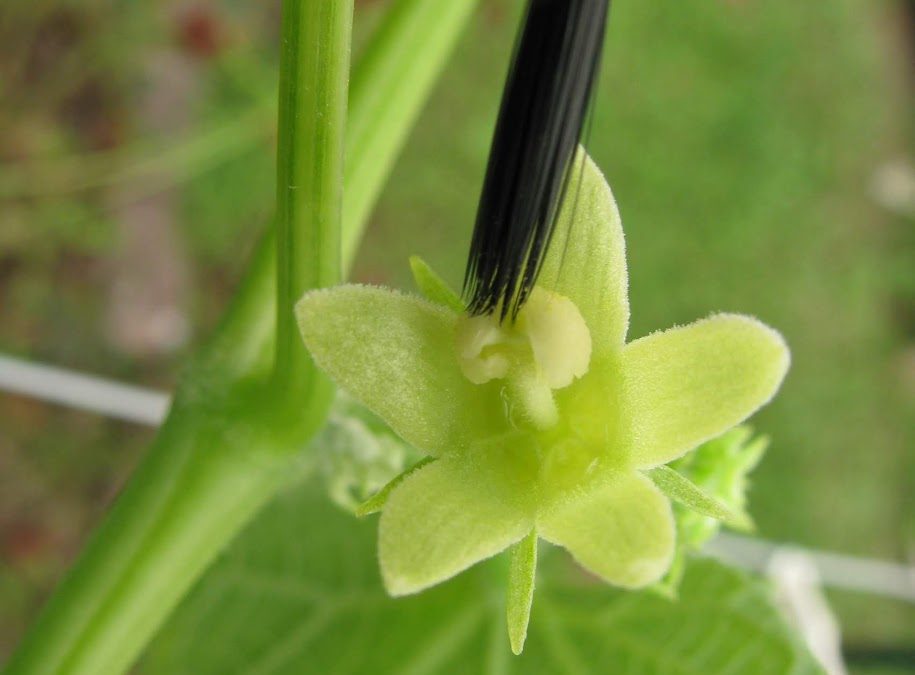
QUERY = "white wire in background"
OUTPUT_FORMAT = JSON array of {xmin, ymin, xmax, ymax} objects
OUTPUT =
[
  {"xmin": 0, "ymin": 354, "xmax": 170, "ymax": 426},
  {"xmin": 705, "ymin": 534, "xmax": 915, "ymax": 603}
]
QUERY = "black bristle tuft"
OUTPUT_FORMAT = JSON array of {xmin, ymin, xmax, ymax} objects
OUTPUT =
[{"xmin": 463, "ymin": 0, "xmax": 610, "ymax": 322}]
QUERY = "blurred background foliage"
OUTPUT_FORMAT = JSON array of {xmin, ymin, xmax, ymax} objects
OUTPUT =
[{"xmin": 0, "ymin": 0, "xmax": 912, "ymax": 670}]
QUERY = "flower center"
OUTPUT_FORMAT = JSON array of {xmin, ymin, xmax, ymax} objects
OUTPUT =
[{"xmin": 454, "ymin": 287, "xmax": 592, "ymax": 429}]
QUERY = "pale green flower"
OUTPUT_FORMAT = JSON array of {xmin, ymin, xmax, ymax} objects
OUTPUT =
[{"xmin": 296, "ymin": 153, "xmax": 789, "ymax": 653}]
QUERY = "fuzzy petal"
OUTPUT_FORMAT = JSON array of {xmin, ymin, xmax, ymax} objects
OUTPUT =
[
  {"xmin": 622, "ymin": 314, "xmax": 790, "ymax": 468},
  {"xmin": 538, "ymin": 151, "xmax": 629, "ymax": 356},
  {"xmin": 539, "ymin": 472, "xmax": 675, "ymax": 588},
  {"xmin": 296, "ymin": 286, "xmax": 505, "ymax": 456},
  {"xmin": 379, "ymin": 454, "xmax": 535, "ymax": 596}
]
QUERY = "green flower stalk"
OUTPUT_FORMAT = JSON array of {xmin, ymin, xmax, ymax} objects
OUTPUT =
[{"xmin": 295, "ymin": 152, "xmax": 789, "ymax": 654}]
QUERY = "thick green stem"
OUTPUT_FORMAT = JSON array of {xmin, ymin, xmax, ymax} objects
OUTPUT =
[
  {"xmin": 0, "ymin": 391, "xmax": 296, "ymax": 675},
  {"xmin": 5, "ymin": 1, "xmax": 354, "ymax": 672},
  {"xmin": 274, "ymin": 0, "xmax": 351, "ymax": 403},
  {"xmin": 4, "ymin": 2, "xmax": 478, "ymax": 673}
]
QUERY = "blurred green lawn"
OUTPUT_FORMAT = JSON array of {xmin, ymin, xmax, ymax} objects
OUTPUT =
[{"xmin": 1, "ymin": 0, "xmax": 912, "ymax": 666}]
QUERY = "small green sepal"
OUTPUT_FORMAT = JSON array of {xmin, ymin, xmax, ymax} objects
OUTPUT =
[
  {"xmin": 646, "ymin": 465, "xmax": 754, "ymax": 531},
  {"xmin": 355, "ymin": 457, "xmax": 436, "ymax": 517},
  {"xmin": 409, "ymin": 255, "xmax": 464, "ymax": 311},
  {"xmin": 655, "ymin": 426, "xmax": 769, "ymax": 595},
  {"xmin": 506, "ymin": 529, "xmax": 538, "ymax": 655}
]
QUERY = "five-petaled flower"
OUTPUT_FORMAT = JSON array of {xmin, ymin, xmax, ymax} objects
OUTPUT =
[{"xmin": 296, "ymin": 153, "xmax": 789, "ymax": 653}]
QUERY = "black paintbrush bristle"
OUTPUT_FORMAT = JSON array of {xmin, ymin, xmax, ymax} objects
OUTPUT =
[{"xmin": 463, "ymin": 0, "xmax": 610, "ymax": 321}]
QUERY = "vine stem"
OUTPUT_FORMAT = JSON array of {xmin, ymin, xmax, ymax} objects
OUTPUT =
[
  {"xmin": 4, "ymin": 1, "xmax": 478, "ymax": 673},
  {"xmin": 274, "ymin": 0, "xmax": 350, "ymax": 406},
  {"xmin": 5, "ymin": 2, "xmax": 353, "ymax": 673}
]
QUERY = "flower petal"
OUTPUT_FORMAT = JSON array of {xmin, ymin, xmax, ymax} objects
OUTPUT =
[
  {"xmin": 539, "ymin": 472, "xmax": 675, "ymax": 588},
  {"xmin": 379, "ymin": 453, "xmax": 535, "ymax": 596},
  {"xmin": 296, "ymin": 285, "xmax": 505, "ymax": 456},
  {"xmin": 622, "ymin": 314, "xmax": 790, "ymax": 468},
  {"xmin": 538, "ymin": 151, "xmax": 629, "ymax": 356}
]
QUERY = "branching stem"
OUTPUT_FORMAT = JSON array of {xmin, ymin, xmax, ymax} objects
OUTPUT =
[{"xmin": 4, "ymin": 2, "xmax": 478, "ymax": 673}]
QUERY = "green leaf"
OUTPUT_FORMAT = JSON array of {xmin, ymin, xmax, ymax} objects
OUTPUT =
[
  {"xmin": 354, "ymin": 456, "xmax": 436, "ymax": 516},
  {"xmin": 379, "ymin": 454, "xmax": 534, "ymax": 596},
  {"xmin": 646, "ymin": 465, "xmax": 753, "ymax": 531},
  {"xmin": 144, "ymin": 474, "xmax": 824, "ymax": 674},
  {"xmin": 538, "ymin": 151, "xmax": 629, "ymax": 358},
  {"xmin": 409, "ymin": 255, "xmax": 464, "ymax": 311},
  {"xmin": 506, "ymin": 530, "xmax": 537, "ymax": 656},
  {"xmin": 538, "ymin": 472, "xmax": 675, "ymax": 589},
  {"xmin": 621, "ymin": 314, "xmax": 790, "ymax": 468},
  {"xmin": 296, "ymin": 285, "xmax": 507, "ymax": 456}
]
